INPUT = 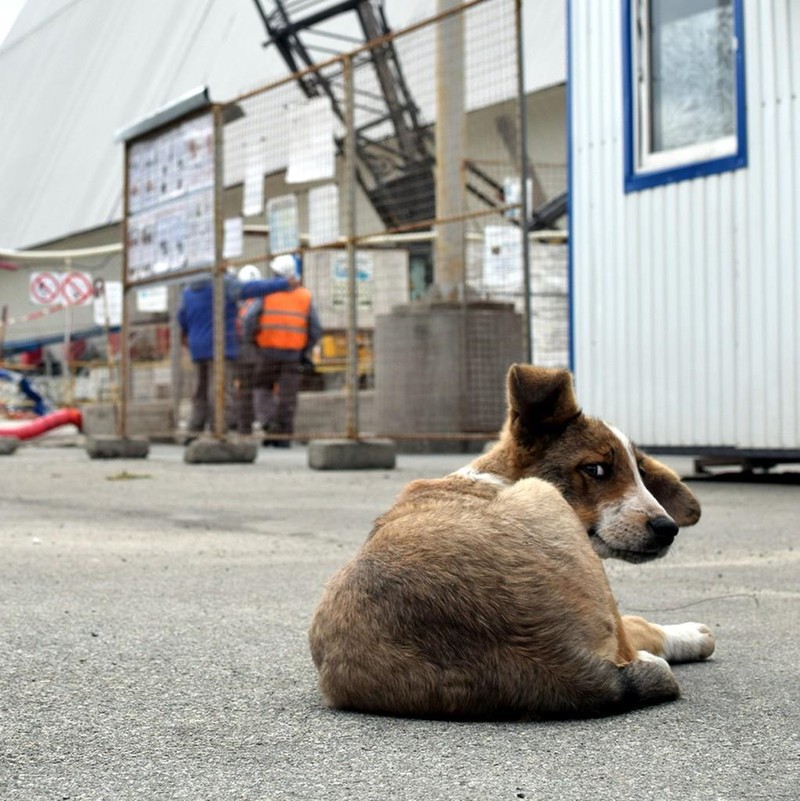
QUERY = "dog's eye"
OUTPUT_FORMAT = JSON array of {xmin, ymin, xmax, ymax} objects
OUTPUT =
[{"xmin": 581, "ymin": 463, "xmax": 609, "ymax": 479}]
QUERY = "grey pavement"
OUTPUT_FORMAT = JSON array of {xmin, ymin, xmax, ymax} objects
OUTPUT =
[{"xmin": 1, "ymin": 440, "xmax": 798, "ymax": 801}]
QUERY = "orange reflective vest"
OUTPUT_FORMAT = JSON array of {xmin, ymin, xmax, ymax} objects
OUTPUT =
[{"xmin": 254, "ymin": 288, "xmax": 312, "ymax": 350}]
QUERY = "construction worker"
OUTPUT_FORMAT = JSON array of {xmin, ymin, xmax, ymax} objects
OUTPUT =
[
  {"xmin": 245, "ymin": 254, "xmax": 321, "ymax": 447},
  {"xmin": 178, "ymin": 266, "xmax": 296, "ymax": 441},
  {"xmin": 233, "ymin": 264, "xmax": 264, "ymax": 435}
]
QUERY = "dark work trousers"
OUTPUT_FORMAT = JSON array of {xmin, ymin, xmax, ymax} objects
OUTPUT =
[
  {"xmin": 252, "ymin": 354, "xmax": 302, "ymax": 435},
  {"xmin": 188, "ymin": 359, "xmax": 236, "ymax": 433}
]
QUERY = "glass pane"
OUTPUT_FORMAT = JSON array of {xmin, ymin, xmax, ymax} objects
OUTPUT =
[{"xmin": 649, "ymin": 0, "xmax": 735, "ymax": 153}]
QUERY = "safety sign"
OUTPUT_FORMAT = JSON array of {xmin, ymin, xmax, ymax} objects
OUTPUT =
[
  {"xmin": 60, "ymin": 271, "xmax": 94, "ymax": 305},
  {"xmin": 29, "ymin": 272, "xmax": 61, "ymax": 306},
  {"xmin": 29, "ymin": 271, "xmax": 95, "ymax": 307}
]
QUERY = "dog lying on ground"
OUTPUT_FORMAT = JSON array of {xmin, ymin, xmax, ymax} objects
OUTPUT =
[{"xmin": 309, "ymin": 365, "xmax": 714, "ymax": 719}]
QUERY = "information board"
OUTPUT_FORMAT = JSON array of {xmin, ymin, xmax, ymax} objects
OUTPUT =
[{"xmin": 125, "ymin": 112, "xmax": 215, "ymax": 284}]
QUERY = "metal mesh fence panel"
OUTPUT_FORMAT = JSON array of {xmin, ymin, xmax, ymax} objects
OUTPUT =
[
  {"xmin": 2, "ymin": 0, "xmax": 573, "ymax": 447},
  {"xmin": 110, "ymin": 0, "xmax": 571, "ymax": 445},
  {"xmin": 212, "ymin": 0, "xmax": 533, "ymax": 444},
  {"xmin": 360, "ymin": 0, "xmax": 527, "ymax": 441}
]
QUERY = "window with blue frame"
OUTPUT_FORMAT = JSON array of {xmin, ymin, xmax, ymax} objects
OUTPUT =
[{"xmin": 623, "ymin": 0, "xmax": 747, "ymax": 192}]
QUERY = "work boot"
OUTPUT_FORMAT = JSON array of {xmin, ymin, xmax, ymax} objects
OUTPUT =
[{"xmin": 262, "ymin": 420, "xmax": 286, "ymax": 447}]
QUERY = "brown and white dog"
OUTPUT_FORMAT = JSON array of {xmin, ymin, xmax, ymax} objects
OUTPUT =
[{"xmin": 309, "ymin": 365, "xmax": 714, "ymax": 719}]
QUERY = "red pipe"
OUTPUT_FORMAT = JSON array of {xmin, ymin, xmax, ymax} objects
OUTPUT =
[{"xmin": 0, "ymin": 408, "xmax": 83, "ymax": 440}]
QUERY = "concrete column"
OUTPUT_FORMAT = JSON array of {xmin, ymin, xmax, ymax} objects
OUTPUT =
[
  {"xmin": 434, "ymin": 0, "xmax": 466, "ymax": 300},
  {"xmin": 374, "ymin": 302, "xmax": 524, "ymax": 448}
]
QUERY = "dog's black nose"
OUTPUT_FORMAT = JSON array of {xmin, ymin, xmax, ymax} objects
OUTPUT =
[{"xmin": 647, "ymin": 516, "xmax": 679, "ymax": 545}]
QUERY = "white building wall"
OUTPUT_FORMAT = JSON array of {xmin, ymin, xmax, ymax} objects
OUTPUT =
[{"xmin": 570, "ymin": 0, "xmax": 799, "ymax": 451}]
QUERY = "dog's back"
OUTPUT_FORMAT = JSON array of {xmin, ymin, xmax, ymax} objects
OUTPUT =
[{"xmin": 310, "ymin": 475, "xmax": 675, "ymax": 719}]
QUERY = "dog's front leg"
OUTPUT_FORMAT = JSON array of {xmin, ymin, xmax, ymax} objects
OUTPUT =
[{"xmin": 622, "ymin": 615, "xmax": 715, "ymax": 663}]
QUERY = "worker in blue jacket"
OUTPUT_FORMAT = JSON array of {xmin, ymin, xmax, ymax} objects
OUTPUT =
[{"xmin": 178, "ymin": 269, "xmax": 296, "ymax": 440}]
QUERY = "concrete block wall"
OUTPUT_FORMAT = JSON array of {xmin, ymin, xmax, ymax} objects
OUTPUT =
[{"xmin": 374, "ymin": 302, "xmax": 523, "ymax": 436}]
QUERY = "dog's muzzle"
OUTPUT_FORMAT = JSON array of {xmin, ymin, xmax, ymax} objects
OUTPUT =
[{"xmin": 587, "ymin": 516, "xmax": 678, "ymax": 563}]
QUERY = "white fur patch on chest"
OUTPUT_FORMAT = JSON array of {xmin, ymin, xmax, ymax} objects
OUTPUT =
[{"xmin": 451, "ymin": 466, "xmax": 512, "ymax": 487}]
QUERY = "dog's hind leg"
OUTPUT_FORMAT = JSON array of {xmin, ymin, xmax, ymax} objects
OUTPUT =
[{"xmin": 622, "ymin": 615, "xmax": 715, "ymax": 663}]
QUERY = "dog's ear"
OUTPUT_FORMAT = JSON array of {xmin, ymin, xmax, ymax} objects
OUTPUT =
[
  {"xmin": 507, "ymin": 365, "xmax": 581, "ymax": 440},
  {"xmin": 640, "ymin": 455, "xmax": 702, "ymax": 527}
]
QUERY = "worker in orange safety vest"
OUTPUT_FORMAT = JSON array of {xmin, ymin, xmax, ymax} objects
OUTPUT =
[
  {"xmin": 243, "ymin": 254, "xmax": 322, "ymax": 447},
  {"xmin": 233, "ymin": 264, "xmax": 264, "ymax": 435}
]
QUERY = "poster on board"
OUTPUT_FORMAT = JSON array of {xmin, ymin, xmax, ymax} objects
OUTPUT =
[{"xmin": 125, "ymin": 111, "xmax": 215, "ymax": 285}]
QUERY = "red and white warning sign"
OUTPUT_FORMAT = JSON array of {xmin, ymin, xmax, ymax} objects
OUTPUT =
[
  {"xmin": 60, "ymin": 271, "xmax": 94, "ymax": 305},
  {"xmin": 29, "ymin": 272, "xmax": 62, "ymax": 306},
  {"xmin": 29, "ymin": 271, "xmax": 94, "ymax": 307}
]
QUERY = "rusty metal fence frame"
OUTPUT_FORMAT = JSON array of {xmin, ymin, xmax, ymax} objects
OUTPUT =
[{"xmin": 118, "ymin": 0, "xmax": 531, "ymax": 444}]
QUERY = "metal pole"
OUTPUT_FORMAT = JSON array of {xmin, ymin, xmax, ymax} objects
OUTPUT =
[
  {"xmin": 0, "ymin": 243, "xmax": 121, "ymax": 261},
  {"xmin": 168, "ymin": 284, "xmax": 183, "ymax": 436},
  {"xmin": 343, "ymin": 54, "xmax": 359, "ymax": 440},
  {"xmin": 212, "ymin": 104, "xmax": 226, "ymax": 439},
  {"xmin": 120, "ymin": 144, "xmax": 131, "ymax": 438},
  {"xmin": 96, "ymin": 278, "xmax": 119, "ymax": 409},
  {"xmin": 0, "ymin": 305, "xmax": 7, "ymax": 362},
  {"xmin": 63, "ymin": 257, "xmax": 74, "ymax": 406},
  {"xmin": 516, "ymin": 0, "xmax": 533, "ymax": 364}
]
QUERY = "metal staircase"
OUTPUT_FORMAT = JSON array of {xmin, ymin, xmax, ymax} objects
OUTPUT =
[
  {"xmin": 252, "ymin": 0, "xmax": 516, "ymax": 229},
  {"xmin": 251, "ymin": 0, "xmax": 431, "ymax": 226}
]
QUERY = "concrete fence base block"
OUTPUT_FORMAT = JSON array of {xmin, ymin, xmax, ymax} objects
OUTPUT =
[
  {"xmin": 0, "ymin": 436, "xmax": 20, "ymax": 455},
  {"xmin": 307, "ymin": 439, "xmax": 396, "ymax": 470},
  {"xmin": 184, "ymin": 439, "xmax": 258, "ymax": 464},
  {"xmin": 85, "ymin": 436, "xmax": 151, "ymax": 460}
]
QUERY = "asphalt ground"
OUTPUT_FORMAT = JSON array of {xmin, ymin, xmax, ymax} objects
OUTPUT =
[{"xmin": 1, "ymin": 439, "xmax": 798, "ymax": 801}]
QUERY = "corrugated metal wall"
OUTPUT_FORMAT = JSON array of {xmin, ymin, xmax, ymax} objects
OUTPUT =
[{"xmin": 569, "ymin": 0, "xmax": 799, "ymax": 452}]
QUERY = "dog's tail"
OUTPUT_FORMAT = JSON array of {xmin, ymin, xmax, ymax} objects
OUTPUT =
[
  {"xmin": 617, "ymin": 651, "xmax": 681, "ymax": 710},
  {"xmin": 533, "ymin": 648, "xmax": 680, "ymax": 720}
]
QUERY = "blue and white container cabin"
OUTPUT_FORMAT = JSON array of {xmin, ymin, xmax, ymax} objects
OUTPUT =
[{"xmin": 568, "ymin": 0, "xmax": 799, "ymax": 464}]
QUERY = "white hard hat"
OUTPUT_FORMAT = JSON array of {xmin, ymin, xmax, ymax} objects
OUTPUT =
[
  {"xmin": 270, "ymin": 254, "xmax": 297, "ymax": 278},
  {"xmin": 238, "ymin": 264, "xmax": 261, "ymax": 282}
]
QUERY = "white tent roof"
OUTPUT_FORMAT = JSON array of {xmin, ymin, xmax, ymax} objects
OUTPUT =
[{"xmin": 0, "ymin": 0, "xmax": 563, "ymax": 250}]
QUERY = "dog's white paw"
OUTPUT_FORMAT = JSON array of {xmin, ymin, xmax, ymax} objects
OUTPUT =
[
  {"xmin": 636, "ymin": 650, "xmax": 672, "ymax": 672},
  {"xmin": 660, "ymin": 622, "xmax": 715, "ymax": 663}
]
